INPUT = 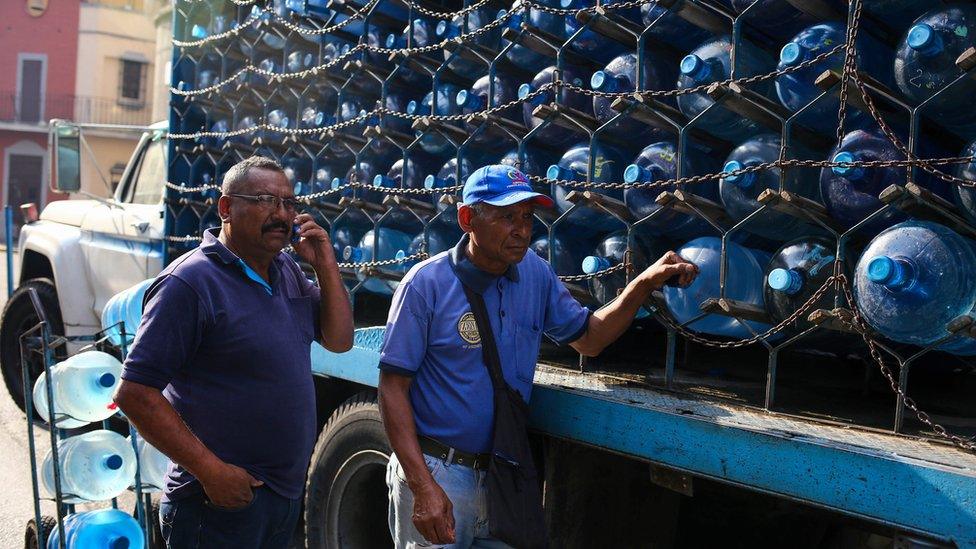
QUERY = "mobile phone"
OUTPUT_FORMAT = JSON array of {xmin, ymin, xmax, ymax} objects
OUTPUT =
[{"xmin": 291, "ymin": 224, "xmax": 301, "ymax": 244}]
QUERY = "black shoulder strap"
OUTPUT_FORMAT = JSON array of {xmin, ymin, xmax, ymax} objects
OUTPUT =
[{"xmin": 460, "ymin": 283, "xmax": 506, "ymax": 391}]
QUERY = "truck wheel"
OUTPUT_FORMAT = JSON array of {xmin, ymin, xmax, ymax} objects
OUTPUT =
[
  {"xmin": 304, "ymin": 391, "xmax": 393, "ymax": 549},
  {"xmin": 1, "ymin": 279, "xmax": 65, "ymax": 413}
]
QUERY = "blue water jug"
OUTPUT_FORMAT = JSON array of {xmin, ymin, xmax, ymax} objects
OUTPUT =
[
  {"xmin": 640, "ymin": 2, "xmax": 712, "ymax": 52},
  {"xmin": 543, "ymin": 226, "xmax": 601, "ymax": 276},
  {"xmin": 952, "ymin": 141, "xmax": 976, "ymax": 225},
  {"xmin": 194, "ymin": 54, "xmax": 220, "ymax": 92},
  {"xmin": 733, "ymin": 0, "xmax": 847, "ymax": 42},
  {"xmin": 894, "ymin": 5, "xmax": 976, "ymax": 125},
  {"xmin": 820, "ymin": 127, "xmax": 950, "ymax": 232},
  {"xmin": 386, "ymin": 18, "xmax": 436, "ymax": 50},
  {"xmin": 498, "ymin": 1, "xmax": 567, "ymax": 73},
  {"xmin": 591, "ymin": 52, "xmax": 676, "ymax": 139},
  {"xmin": 663, "ymin": 237, "xmax": 773, "ymax": 338},
  {"xmin": 375, "ymin": 156, "xmax": 439, "ymax": 191},
  {"xmin": 47, "ymin": 508, "xmax": 145, "ymax": 549},
  {"xmin": 854, "ymin": 220, "xmax": 976, "ymax": 355},
  {"xmin": 582, "ymin": 232, "xmax": 668, "ymax": 313},
  {"xmin": 308, "ymin": 159, "xmax": 346, "ymax": 199},
  {"xmin": 677, "ymin": 37, "xmax": 773, "ymax": 141},
  {"xmin": 457, "ymin": 74, "xmax": 521, "ymax": 135},
  {"xmin": 425, "ymin": 157, "xmax": 474, "ymax": 213},
  {"xmin": 344, "ymin": 228, "xmax": 416, "ymax": 295},
  {"xmin": 331, "ymin": 209, "xmax": 373, "ymax": 259},
  {"xmin": 283, "ymin": 156, "xmax": 313, "ymax": 197},
  {"xmin": 775, "ymin": 22, "xmax": 893, "ymax": 135},
  {"xmin": 623, "ymin": 140, "xmax": 717, "ymax": 240},
  {"xmin": 499, "ymin": 148, "xmax": 552, "ymax": 179},
  {"xmin": 720, "ymin": 133, "xmax": 821, "ymax": 241},
  {"xmin": 33, "ymin": 351, "xmax": 123, "ymax": 428},
  {"xmin": 130, "ymin": 431, "xmax": 168, "ymax": 493},
  {"xmin": 41, "ymin": 430, "xmax": 137, "ymax": 503},
  {"xmin": 764, "ymin": 237, "xmax": 839, "ymax": 324},
  {"xmin": 101, "ymin": 279, "xmax": 153, "ymax": 346},
  {"xmin": 425, "ymin": 218, "xmax": 465, "ymax": 255},
  {"xmin": 519, "ymin": 65, "xmax": 590, "ymax": 147},
  {"xmin": 548, "ymin": 142, "xmax": 627, "ymax": 228},
  {"xmin": 408, "ymin": 84, "xmax": 464, "ymax": 155},
  {"xmin": 561, "ymin": 0, "xmax": 632, "ymax": 64},
  {"xmin": 437, "ymin": 9, "xmax": 503, "ymax": 74}
]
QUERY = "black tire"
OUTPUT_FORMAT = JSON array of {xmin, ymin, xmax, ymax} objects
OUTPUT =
[
  {"xmin": 24, "ymin": 515, "xmax": 57, "ymax": 549},
  {"xmin": 1, "ymin": 279, "xmax": 65, "ymax": 413},
  {"xmin": 304, "ymin": 391, "xmax": 393, "ymax": 549}
]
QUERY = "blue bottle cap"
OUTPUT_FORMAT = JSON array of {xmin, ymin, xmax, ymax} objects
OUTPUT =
[
  {"xmin": 517, "ymin": 83, "xmax": 532, "ymax": 99},
  {"xmin": 435, "ymin": 20, "xmax": 449, "ymax": 36},
  {"xmin": 343, "ymin": 246, "xmax": 362, "ymax": 262},
  {"xmin": 190, "ymin": 24, "xmax": 207, "ymax": 40},
  {"xmin": 98, "ymin": 373, "xmax": 116, "ymax": 388},
  {"xmin": 109, "ymin": 537, "xmax": 130, "ymax": 549},
  {"xmin": 680, "ymin": 54, "xmax": 708, "ymax": 81},
  {"xmin": 374, "ymin": 174, "xmax": 389, "ymax": 187},
  {"xmin": 831, "ymin": 151, "xmax": 864, "ymax": 179},
  {"xmin": 560, "ymin": 0, "xmax": 575, "ymax": 8},
  {"xmin": 582, "ymin": 256, "xmax": 610, "ymax": 274},
  {"xmin": 105, "ymin": 454, "xmax": 124, "ymax": 471},
  {"xmin": 723, "ymin": 160, "xmax": 755, "ymax": 188},
  {"xmin": 907, "ymin": 23, "xmax": 937, "ymax": 53},
  {"xmin": 330, "ymin": 177, "xmax": 342, "ymax": 190},
  {"xmin": 767, "ymin": 268, "xmax": 803, "ymax": 295},
  {"xmin": 395, "ymin": 249, "xmax": 406, "ymax": 261},
  {"xmin": 385, "ymin": 33, "xmax": 397, "ymax": 48},
  {"xmin": 406, "ymin": 100, "xmax": 418, "ymax": 114},
  {"xmin": 623, "ymin": 164, "xmax": 647, "ymax": 183},
  {"xmin": 866, "ymin": 255, "xmax": 895, "ymax": 283},
  {"xmin": 547, "ymin": 164, "xmax": 569, "ymax": 181},
  {"xmin": 779, "ymin": 42, "xmax": 804, "ymax": 66},
  {"xmin": 456, "ymin": 89, "xmax": 470, "ymax": 107},
  {"xmin": 590, "ymin": 71, "xmax": 608, "ymax": 90}
]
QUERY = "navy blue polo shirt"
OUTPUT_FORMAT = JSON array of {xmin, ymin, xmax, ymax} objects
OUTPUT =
[
  {"xmin": 379, "ymin": 235, "xmax": 590, "ymax": 454},
  {"xmin": 121, "ymin": 229, "xmax": 321, "ymax": 502}
]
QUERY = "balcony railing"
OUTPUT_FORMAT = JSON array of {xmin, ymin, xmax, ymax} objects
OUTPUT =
[{"xmin": 0, "ymin": 92, "xmax": 152, "ymax": 127}]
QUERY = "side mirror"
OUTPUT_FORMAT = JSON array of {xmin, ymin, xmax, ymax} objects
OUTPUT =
[{"xmin": 53, "ymin": 121, "xmax": 81, "ymax": 193}]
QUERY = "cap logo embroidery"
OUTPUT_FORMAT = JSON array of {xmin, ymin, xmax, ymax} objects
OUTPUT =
[
  {"xmin": 506, "ymin": 169, "xmax": 529, "ymax": 187},
  {"xmin": 457, "ymin": 312, "xmax": 481, "ymax": 344}
]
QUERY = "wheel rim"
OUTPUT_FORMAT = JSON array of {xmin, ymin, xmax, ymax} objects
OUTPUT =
[{"xmin": 325, "ymin": 449, "xmax": 392, "ymax": 549}]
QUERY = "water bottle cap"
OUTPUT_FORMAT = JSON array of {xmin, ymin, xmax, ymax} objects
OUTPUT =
[
  {"xmin": 330, "ymin": 177, "xmax": 342, "ymax": 190},
  {"xmin": 456, "ymin": 89, "xmax": 469, "ymax": 106},
  {"xmin": 560, "ymin": 0, "xmax": 574, "ymax": 8},
  {"xmin": 385, "ymin": 33, "xmax": 397, "ymax": 48},
  {"xmin": 767, "ymin": 268, "xmax": 802, "ymax": 294},
  {"xmin": 680, "ymin": 54, "xmax": 706, "ymax": 79},
  {"xmin": 395, "ymin": 250, "xmax": 406, "ymax": 261},
  {"xmin": 424, "ymin": 174, "xmax": 437, "ymax": 189},
  {"xmin": 436, "ymin": 20, "xmax": 449, "ymax": 36},
  {"xmin": 343, "ymin": 246, "xmax": 360, "ymax": 262},
  {"xmin": 517, "ymin": 83, "xmax": 532, "ymax": 99},
  {"xmin": 110, "ymin": 537, "xmax": 130, "ymax": 549},
  {"xmin": 722, "ymin": 160, "xmax": 743, "ymax": 183},
  {"xmin": 779, "ymin": 42, "xmax": 803, "ymax": 65},
  {"xmin": 406, "ymin": 100, "xmax": 418, "ymax": 114},
  {"xmin": 831, "ymin": 151, "xmax": 863, "ymax": 179},
  {"xmin": 98, "ymin": 373, "xmax": 116, "ymax": 388},
  {"xmin": 582, "ymin": 256, "xmax": 610, "ymax": 274},
  {"xmin": 190, "ymin": 24, "xmax": 207, "ymax": 39},
  {"xmin": 866, "ymin": 255, "xmax": 895, "ymax": 283},
  {"xmin": 105, "ymin": 454, "xmax": 124, "ymax": 471},
  {"xmin": 623, "ymin": 164, "xmax": 644, "ymax": 183},
  {"xmin": 590, "ymin": 71, "xmax": 607, "ymax": 90},
  {"xmin": 546, "ymin": 164, "xmax": 563, "ymax": 180},
  {"xmin": 373, "ymin": 174, "xmax": 385, "ymax": 186},
  {"xmin": 907, "ymin": 23, "xmax": 936, "ymax": 52}
]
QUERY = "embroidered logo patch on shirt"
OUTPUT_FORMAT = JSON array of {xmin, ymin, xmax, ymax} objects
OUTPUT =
[{"xmin": 457, "ymin": 312, "xmax": 481, "ymax": 344}]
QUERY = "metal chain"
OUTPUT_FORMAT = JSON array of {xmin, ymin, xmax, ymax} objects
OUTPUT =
[
  {"xmin": 165, "ymin": 181, "xmax": 221, "ymax": 193},
  {"xmin": 835, "ymin": 0, "xmax": 863, "ymax": 142},
  {"xmin": 403, "ymin": 0, "xmax": 496, "ymax": 19},
  {"xmin": 836, "ymin": 277, "xmax": 976, "ymax": 452},
  {"xmin": 518, "ymin": 0, "xmax": 651, "ymax": 16},
  {"xmin": 338, "ymin": 251, "xmax": 429, "ymax": 269},
  {"xmin": 165, "ymin": 235, "xmax": 204, "ymax": 243},
  {"xmin": 557, "ymin": 261, "xmax": 627, "ymax": 282},
  {"xmin": 360, "ymin": 8, "xmax": 516, "ymax": 56}
]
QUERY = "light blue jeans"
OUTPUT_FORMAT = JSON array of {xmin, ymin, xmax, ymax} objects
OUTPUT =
[{"xmin": 387, "ymin": 452, "xmax": 514, "ymax": 549}]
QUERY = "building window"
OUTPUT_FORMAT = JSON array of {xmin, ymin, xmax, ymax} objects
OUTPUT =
[
  {"xmin": 16, "ymin": 54, "xmax": 46, "ymax": 123},
  {"xmin": 119, "ymin": 59, "xmax": 146, "ymax": 105}
]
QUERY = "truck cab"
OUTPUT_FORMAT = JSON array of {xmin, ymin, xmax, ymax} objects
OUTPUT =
[{"xmin": 0, "ymin": 120, "xmax": 167, "ymax": 411}]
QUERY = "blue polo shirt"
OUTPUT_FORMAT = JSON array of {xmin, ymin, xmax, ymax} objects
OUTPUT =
[
  {"xmin": 121, "ymin": 229, "xmax": 321, "ymax": 502},
  {"xmin": 379, "ymin": 235, "xmax": 590, "ymax": 454}
]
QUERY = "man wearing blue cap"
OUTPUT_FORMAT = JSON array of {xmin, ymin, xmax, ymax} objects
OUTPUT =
[{"xmin": 378, "ymin": 165, "xmax": 698, "ymax": 548}]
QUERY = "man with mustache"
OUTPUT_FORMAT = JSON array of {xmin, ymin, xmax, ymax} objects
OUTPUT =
[
  {"xmin": 114, "ymin": 156, "xmax": 353, "ymax": 548},
  {"xmin": 379, "ymin": 164, "xmax": 699, "ymax": 548}
]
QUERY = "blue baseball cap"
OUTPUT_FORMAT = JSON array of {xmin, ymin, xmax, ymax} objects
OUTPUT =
[{"xmin": 461, "ymin": 164, "xmax": 554, "ymax": 208}]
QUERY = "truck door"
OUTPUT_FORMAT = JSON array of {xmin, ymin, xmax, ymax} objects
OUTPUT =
[{"xmin": 78, "ymin": 132, "xmax": 166, "ymax": 322}]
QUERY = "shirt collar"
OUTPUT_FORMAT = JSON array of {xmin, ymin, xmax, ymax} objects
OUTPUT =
[
  {"xmin": 448, "ymin": 234, "xmax": 519, "ymax": 294},
  {"xmin": 201, "ymin": 228, "xmax": 280, "ymax": 290}
]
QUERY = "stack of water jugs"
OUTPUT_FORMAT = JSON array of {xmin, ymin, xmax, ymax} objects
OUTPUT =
[
  {"xmin": 168, "ymin": 0, "xmax": 976, "ymax": 358},
  {"xmin": 31, "ymin": 347, "xmax": 168, "ymax": 548}
]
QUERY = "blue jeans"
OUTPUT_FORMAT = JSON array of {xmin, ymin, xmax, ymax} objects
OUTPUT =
[
  {"xmin": 387, "ymin": 452, "xmax": 514, "ymax": 549},
  {"xmin": 159, "ymin": 486, "xmax": 300, "ymax": 549}
]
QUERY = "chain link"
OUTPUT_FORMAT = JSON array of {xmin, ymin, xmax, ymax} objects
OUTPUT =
[
  {"xmin": 403, "ymin": 0, "xmax": 496, "ymax": 19},
  {"xmin": 518, "ymin": 0, "xmax": 650, "ymax": 16},
  {"xmin": 338, "ymin": 251, "xmax": 429, "ymax": 269},
  {"xmin": 557, "ymin": 261, "xmax": 627, "ymax": 282}
]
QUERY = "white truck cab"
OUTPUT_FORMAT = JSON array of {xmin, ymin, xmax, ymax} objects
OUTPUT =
[{"xmin": 0, "ymin": 120, "xmax": 168, "ymax": 411}]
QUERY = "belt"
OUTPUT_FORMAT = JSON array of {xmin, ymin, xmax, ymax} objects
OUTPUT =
[{"xmin": 419, "ymin": 436, "xmax": 490, "ymax": 471}]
